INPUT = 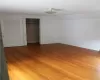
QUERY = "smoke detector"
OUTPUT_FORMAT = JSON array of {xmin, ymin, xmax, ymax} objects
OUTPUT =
[{"xmin": 45, "ymin": 8, "xmax": 62, "ymax": 14}]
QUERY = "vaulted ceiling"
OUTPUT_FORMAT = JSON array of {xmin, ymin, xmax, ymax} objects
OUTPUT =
[{"xmin": 0, "ymin": 0, "xmax": 100, "ymax": 15}]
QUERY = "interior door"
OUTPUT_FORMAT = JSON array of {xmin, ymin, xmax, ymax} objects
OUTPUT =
[{"xmin": 0, "ymin": 23, "xmax": 9, "ymax": 80}]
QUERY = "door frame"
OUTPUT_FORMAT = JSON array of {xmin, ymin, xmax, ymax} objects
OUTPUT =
[
  {"xmin": 23, "ymin": 18, "xmax": 41, "ymax": 45},
  {"xmin": 0, "ymin": 21, "xmax": 9, "ymax": 80},
  {"xmin": 0, "ymin": 20, "xmax": 4, "ymax": 45}
]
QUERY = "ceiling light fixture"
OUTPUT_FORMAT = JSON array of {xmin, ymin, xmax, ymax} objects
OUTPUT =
[{"xmin": 45, "ymin": 8, "xmax": 62, "ymax": 14}]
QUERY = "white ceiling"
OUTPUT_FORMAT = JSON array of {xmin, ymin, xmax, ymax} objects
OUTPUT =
[{"xmin": 0, "ymin": 0, "xmax": 100, "ymax": 15}]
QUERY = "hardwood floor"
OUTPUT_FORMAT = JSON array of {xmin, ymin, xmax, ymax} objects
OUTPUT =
[{"xmin": 4, "ymin": 43, "xmax": 100, "ymax": 80}]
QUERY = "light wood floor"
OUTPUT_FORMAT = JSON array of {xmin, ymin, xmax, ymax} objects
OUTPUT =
[{"xmin": 4, "ymin": 43, "xmax": 100, "ymax": 80}]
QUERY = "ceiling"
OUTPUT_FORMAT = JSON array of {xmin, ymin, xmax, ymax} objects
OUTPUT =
[{"xmin": 0, "ymin": 0, "xmax": 100, "ymax": 15}]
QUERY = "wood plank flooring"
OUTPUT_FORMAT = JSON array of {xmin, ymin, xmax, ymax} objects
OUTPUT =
[{"xmin": 4, "ymin": 43, "xmax": 100, "ymax": 80}]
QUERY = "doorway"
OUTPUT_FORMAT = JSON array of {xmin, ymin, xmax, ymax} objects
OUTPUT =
[{"xmin": 26, "ymin": 18, "xmax": 40, "ymax": 45}]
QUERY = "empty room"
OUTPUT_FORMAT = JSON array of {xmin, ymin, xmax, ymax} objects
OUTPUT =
[{"xmin": 0, "ymin": 0, "xmax": 100, "ymax": 80}]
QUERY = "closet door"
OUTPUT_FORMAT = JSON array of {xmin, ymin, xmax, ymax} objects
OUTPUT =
[{"xmin": 0, "ymin": 23, "xmax": 9, "ymax": 80}]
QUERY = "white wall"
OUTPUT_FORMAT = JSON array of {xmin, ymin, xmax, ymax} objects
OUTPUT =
[
  {"xmin": 2, "ymin": 18, "xmax": 23, "ymax": 47},
  {"xmin": 1, "ymin": 13, "xmax": 100, "ymax": 51},
  {"xmin": 40, "ymin": 16, "xmax": 62, "ymax": 44},
  {"xmin": 0, "ymin": 14, "xmax": 62, "ymax": 47},
  {"xmin": 61, "ymin": 14, "xmax": 100, "ymax": 51},
  {"xmin": 0, "ymin": 15, "xmax": 24, "ymax": 47}
]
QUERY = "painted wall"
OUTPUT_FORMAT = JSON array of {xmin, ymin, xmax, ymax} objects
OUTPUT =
[
  {"xmin": 1, "ymin": 13, "xmax": 100, "ymax": 51},
  {"xmin": 2, "ymin": 18, "xmax": 24, "ymax": 47},
  {"xmin": 40, "ymin": 16, "xmax": 62, "ymax": 44},
  {"xmin": 0, "ymin": 14, "xmax": 62, "ymax": 47},
  {"xmin": 0, "ymin": 15, "xmax": 24, "ymax": 47},
  {"xmin": 61, "ymin": 14, "xmax": 100, "ymax": 51}
]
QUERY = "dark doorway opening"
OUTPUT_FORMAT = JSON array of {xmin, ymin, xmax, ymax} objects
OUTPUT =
[{"xmin": 26, "ymin": 18, "xmax": 40, "ymax": 45}]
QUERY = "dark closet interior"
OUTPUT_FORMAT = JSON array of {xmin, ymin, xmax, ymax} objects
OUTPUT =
[{"xmin": 26, "ymin": 18, "xmax": 39, "ymax": 44}]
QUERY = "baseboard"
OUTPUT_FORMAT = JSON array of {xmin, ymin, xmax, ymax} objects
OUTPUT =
[
  {"xmin": 60, "ymin": 43, "xmax": 98, "ymax": 52},
  {"xmin": 4, "ymin": 44, "xmax": 26, "ymax": 47}
]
